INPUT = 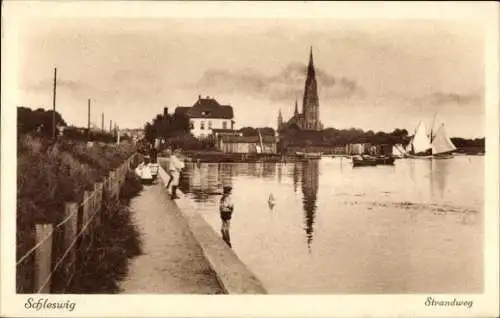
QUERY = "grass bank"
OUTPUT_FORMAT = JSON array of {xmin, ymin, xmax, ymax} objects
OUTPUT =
[
  {"xmin": 71, "ymin": 170, "xmax": 143, "ymax": 293},
  {"xmin": 16, "ymin": 134, "xmax": 142, "ymax": 293}
]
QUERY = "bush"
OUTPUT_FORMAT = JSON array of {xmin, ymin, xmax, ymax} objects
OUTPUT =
[{"xmin": 16, "ymin": 134, "xmax": 138, "ymax": 293}]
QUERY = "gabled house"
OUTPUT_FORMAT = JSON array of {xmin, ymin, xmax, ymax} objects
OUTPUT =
[{"xmin": 174, "ymin": 96, "xmax": 235, "ymax": 139}]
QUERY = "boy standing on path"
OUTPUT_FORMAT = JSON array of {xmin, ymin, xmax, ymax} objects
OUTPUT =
[{"xmin": 219, "ymin": 186, "xmax": 234, "ymax": 248}]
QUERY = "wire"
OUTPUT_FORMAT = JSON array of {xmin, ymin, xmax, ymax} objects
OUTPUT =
[
  {"xmin": 15, "ymin": 227, "xmax": 55, "ymax": 266},
  {"xmin": 16, "ymin": 193, "xmax": 97, "ymax": 266},
  {"xmin": 36, "ymin": 213, "xmax": 95, "ymax": 293},
  {"xmin": 16, "ymin": 154, "xmax": 133, "ymax": 270}
]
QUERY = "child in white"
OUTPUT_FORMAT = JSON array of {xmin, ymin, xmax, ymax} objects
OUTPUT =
[
  {"xmin": 168, "ymin": 149, "xmax": 185, "ymax": 199},
  {"xmin": 135, "ymin": 156, "xmax": 153, "ymax": 185}
]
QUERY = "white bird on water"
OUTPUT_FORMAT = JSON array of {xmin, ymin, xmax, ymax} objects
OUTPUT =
[{"xmin": 268, "ymin": 193, "xmax": 276, "ymax": 209}]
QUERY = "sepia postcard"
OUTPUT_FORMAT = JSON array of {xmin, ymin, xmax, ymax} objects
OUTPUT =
[{"xmin": 1, "ymin": 1, "xmax": 499, "ymax": 317}]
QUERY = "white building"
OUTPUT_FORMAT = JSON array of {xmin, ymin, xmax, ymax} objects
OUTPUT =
[{"xmin": 174, "ymin": 96, "xmax": 235, "ymax": 139}]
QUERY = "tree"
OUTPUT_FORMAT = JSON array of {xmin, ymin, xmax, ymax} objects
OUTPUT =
[
  {"xmin": 144, "ymin": 122, "xmax": 155, "ymax": 143},
  {"xmin": 240, "ymin": 127, "xmax": 257, "ymax": 137},
  {"xmin": 17, "ymin": 107, "xmax": 67, "ymax": 137}
]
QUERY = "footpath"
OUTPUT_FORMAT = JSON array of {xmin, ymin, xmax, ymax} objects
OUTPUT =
[{"xmin": 119, "ymin": 181, "xmax": 224, "ymax": 294}]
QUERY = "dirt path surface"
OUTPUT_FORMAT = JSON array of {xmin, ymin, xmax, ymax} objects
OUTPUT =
[{"xmin": 119, "ymin": 182, "xmax": 224, "ymax": 294}]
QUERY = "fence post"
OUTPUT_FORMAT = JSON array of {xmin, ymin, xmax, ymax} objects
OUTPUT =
[
  {"xmin": 34, "ymin": 224, "xmax": 53, "ymax": 293},
  {"xmin": 93, "ymin": 184, "xmax": 101, "ymax": 227},
  {"xmin": 96, "ymin": 182, "xmax": 103, "ymax": 213},
  {"xmin": 109, "ymin": 171, "xmax": 115, "ymax": 199},
  {"xmin": 63, "ymin": 202, "xmax": 78, "ymax": 291},
  {"xmin": 114, "ymin": 170, "xmax": 120, "ymax": 198},
  {"xmin": 82, "ymin": 191, "xmax": 92, "ymax": 254}
]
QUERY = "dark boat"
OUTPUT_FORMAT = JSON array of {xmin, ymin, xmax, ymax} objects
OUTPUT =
[
  {"xmin": 375, "ymin": 156, "xmax": 395, "ymax": 165},
  {"xmin": 352, "ymin": 155, "xmax": 377, "ymax": 167}
]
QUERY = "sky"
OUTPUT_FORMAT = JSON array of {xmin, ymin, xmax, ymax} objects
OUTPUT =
[{"xmin": 17, "ymin": 18, "xmax": 485, "ymax": 138}]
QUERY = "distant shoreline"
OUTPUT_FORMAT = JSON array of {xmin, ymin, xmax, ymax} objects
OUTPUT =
[{"xmin": 164, "ymin": 147, "xmax": 485, "ymax": 164}]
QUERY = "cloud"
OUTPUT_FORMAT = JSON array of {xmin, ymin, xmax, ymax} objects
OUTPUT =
[
  {"xmin": 415, "ymin": 92, "xmax": 483, "ymax": 107},
  {"xmin": 26, "ymin": 79, "xmax": 91, "ymax": 93},
  {"xmin": 190, "ymin": 62, "xmax": 365, "ymax": 103}
]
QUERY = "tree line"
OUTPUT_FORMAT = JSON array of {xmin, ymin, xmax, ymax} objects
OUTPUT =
[
  {"xmin": 143, "ymin": 109, "xmax": 485, "ymax": 152},
  {"xmin": 279, "ymin": 124, "xmax": 411, "ymax": 147},
  {"xmin": 17, "ymin": 107, "xmax": 125, "ymax": 143}
]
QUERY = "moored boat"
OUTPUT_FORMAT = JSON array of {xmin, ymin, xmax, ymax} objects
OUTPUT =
[
  {"xmin": 296, "ymin": 151, "xmax": 322, "ymax": 159},
  {"xmin": 375, "ymin": 156, "xmax": 395, "ymax": 165},
  {"xmin": 304, "ymin": 152, "xmax": 322, "ymax": 159},
  {"xmin": 352, "ymin": 155, "xmax": 377, "ymax": 167}
]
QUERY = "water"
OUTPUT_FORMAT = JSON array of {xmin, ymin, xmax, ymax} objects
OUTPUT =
[{"xmin": 178, "ymin": 156, "xmax": 483, "ymax": 294}]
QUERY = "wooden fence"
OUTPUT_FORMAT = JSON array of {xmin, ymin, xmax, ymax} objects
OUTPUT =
[{"xmin": 16, "ymin": 153, "xmax": 137, "ymax": 293}]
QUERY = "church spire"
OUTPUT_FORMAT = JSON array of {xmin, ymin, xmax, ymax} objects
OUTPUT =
[
  {"xmin": 302, "ymin": 46, "xmax": 320, "ymax": 130},
  {"xmin": 308, "ymin": 46, "xmax": 315, "ymax": 77},
  {"xmin": 294, "ymin": 98, "xmax": 299, "ymax": 116}
]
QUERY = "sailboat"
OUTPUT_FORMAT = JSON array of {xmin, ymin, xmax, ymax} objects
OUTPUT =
[
  {"xmin": 392, "ymin": 144, "xmax": 406, "ymax": 158},
  {"xmin": 406, "ymin": 120, "xmax": 456, "ymax": 159},
  {"xmin": 405, "ymin": 121, "xmax": 432, "ymax": 157},
  {"xmin": 430, "ymin": 123, "xmax": 457, "ymax": 159}
]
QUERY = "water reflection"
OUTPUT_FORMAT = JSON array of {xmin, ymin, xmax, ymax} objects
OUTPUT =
[
  {"xmin": 293, "ymin": 163, "xmax": 300, "ymax": 193},
  {"xmin": 298, "ymin": 160, "xmax": 320, "ymax": 250},
  {"xmin": 430, "ymin": 159, "xmax": 448, "ymax": 200},
  {"xmin": 174, "ymin": 157, "xmax": 483, "ymax": 293},
  {"xmin": 277, "ymin": 164, "xmax": 283, "ymax": 184}
]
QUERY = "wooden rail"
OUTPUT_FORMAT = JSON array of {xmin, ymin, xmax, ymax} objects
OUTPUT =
[{"xmin": 16, "ymin": 153, "xmax": 137, "ymax": 293}]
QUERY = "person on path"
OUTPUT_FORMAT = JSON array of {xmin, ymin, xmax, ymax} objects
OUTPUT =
[
  {"xmin": 135, "ymin": 156, "xmax": 153, "ymax": 185},
  {"xmin": 168, "ymin": 149, "xmax": 184, "ymax": 199},
  {"xmin": 219, "ymin": 186, "xmax": 234, "ymax": 248},
  {"xmin": 164, "ymin": 148, "xmax": 174, "ymax": 188}
]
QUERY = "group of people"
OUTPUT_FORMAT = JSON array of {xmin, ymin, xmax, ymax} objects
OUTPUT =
[
  {"xmin": 134, "ymin": 146, "xmax": 184, "ymax": 201},
  {"xmin": 134, "ymin": 144, "xmax": 236, "ymax": 248}
]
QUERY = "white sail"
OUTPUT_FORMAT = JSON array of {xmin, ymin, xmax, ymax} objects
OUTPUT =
[
  {"xmin": 411, "ymin": 121, "xmax": 432, "ymax": 154},
  {"xmin": 392, "ymin": 144, "xmax": 406, "ymax": 157},
  {"xmin": 431, "ymin": 123, "xmax": 456, "ymax": 155}
]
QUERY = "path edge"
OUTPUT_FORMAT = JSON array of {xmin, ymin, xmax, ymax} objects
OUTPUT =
[{"xmin": 157, "ymin": 161, "xmax": 267, "ymax": 294}]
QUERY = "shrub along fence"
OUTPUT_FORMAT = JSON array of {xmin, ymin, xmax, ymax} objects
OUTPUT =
[{"xmin": 16, "ymin": 154, "xmax": 137, "ymax": 293}]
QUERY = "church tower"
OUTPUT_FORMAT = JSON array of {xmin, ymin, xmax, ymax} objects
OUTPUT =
[{"xmin": 302, "ymin": 47, "xmax": 321, "ymax": 131}]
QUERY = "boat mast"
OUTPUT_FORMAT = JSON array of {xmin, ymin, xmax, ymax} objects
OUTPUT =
[
  {"xmin": 430, "ymin": 112, "xmax": 437, "ymax": 142},
  {"xmin": 257, "ymin": 128, "xmax": 264, "ymax": 152}
]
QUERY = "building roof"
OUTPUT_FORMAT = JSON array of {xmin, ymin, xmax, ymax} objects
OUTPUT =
[
  {"xmin": 175, "ymin": 96, "xmax": 234, "ymax": 119},
  {"xmin": 221, "ymin": 135, "xmax": 276, "ymax": 144}
]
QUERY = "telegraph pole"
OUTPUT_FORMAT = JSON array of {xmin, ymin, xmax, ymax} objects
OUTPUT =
[
  {"xmin": 52, "ymin": 68, "xmax": 57, "ymax": 140},
  {"xmin": 109, "ymin": 120, "xmax": 112, "ymax": 133},
  {"xmin": 116, "ymin": 125, "xmax": 121, "ymax": 144},
  {"xmin": 101, "ymin": 112, "xmax": 104, "ymax": 132},
  {"xmin": 87, "ymin": 99, "xmax": 91, "ymax": 140}
]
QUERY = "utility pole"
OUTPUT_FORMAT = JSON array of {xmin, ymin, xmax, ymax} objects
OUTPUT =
[
  {"xmin": 101, "ymin": 113, "xmax": 104, "ymax": 132},
  {"xmin": 87, "ymin": 99, "xmax": 91, "ymax": 140},
  {"xmin": 109, "ymin": 120, "xmax": 112, "ymax": 133},
  {"xmin": 117, "ymin": 125, "xmax": 121, "ymax": 144},
  {"xmin": 52, "ymin": 68, "xmax": 57, "ymax": 140}
]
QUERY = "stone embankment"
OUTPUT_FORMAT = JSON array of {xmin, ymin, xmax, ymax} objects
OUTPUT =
[{"xmin": 120, "ymin": 158, "xmax": 266, "ymax": 294}]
